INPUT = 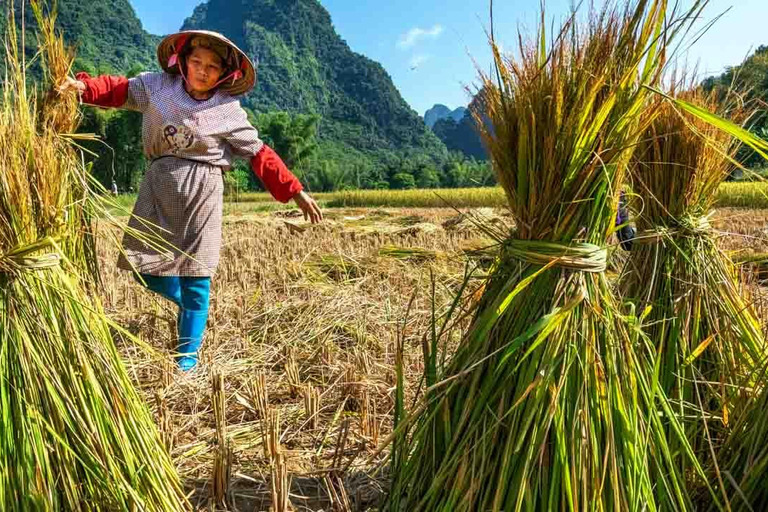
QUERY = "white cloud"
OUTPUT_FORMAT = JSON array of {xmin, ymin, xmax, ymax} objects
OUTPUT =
[
  {"xmin": 397, "ymin": 25, "xmax": 444, "ymax": 50},
  {"xmin": 409, "ymin": 54, "xmax": 430, "ymax": 68}
]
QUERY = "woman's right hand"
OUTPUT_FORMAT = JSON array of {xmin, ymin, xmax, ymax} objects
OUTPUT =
[{"xmin": 57, "ymin": 76, "xmax": 86, "ymax": 95}]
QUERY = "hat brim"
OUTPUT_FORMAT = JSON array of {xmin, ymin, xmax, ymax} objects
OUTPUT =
[{"xmin": 157, "ymin": 30, "xmax": 256, "ymax": 96}]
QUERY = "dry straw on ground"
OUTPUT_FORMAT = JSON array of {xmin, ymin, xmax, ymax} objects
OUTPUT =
[
  {"xmin": 95, "ymin": 204, "xmax": 768, "ymax": 511},
  {"xmin": 99, "ymin": 209, "xmax": 486, "ymax": 510}
]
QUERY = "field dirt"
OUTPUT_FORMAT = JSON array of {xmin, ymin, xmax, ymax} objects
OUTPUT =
[{"xmin": 96, "ymin": 206, "xmax": 768, "ymax": 511}]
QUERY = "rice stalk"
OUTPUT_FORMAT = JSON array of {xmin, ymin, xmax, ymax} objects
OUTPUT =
[
  {"xmin": 654, "ymin": 77, "xmax": 768, "ymax": 512},
  {"xmin": 386, "ymin": 1, "xmax": 717, "ymax": 510},
  {"xmin": 714, "ymin": 360, "xmax": 768, "ymax": 510},
  {"xmin": 211, "ymin": 371, "xmax": 232, "ymax": 508},
  {"xmin": 618, "ymin": 84, "xmax": 765, "ymax": 505},
  {"xmin": 0, "ymin": 2, "xmax": 188, "ymax": 510}
]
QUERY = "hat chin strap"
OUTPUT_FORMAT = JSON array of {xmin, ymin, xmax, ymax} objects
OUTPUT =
[
  {"xmin": 168, "ymin": 34, "xmax": 194, "ymax": 89},
  {"xmin": 174, "ymin": 61, "xmax": 243, "ymax": 93},
  {"xmin": 171, "ymin": 53, "xmax": 194, "ymax": 90},
  {"xmin": 212, "ymin": 69, "xmax": 243, "ymax": 88}
]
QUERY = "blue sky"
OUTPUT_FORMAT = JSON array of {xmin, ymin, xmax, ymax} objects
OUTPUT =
[{"xmin": 129, "ymin": 0, "xmax": 768, "ymax": 116}]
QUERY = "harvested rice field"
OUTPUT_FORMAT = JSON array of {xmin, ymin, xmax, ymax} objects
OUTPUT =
[{"xmin": 96, "ymin": 206, "xmax": 768, "ymax": 511}]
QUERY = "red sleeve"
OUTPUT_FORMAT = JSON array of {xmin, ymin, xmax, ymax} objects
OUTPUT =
[
  {"xmin": 250, "ymin": 145, "xmax": 304, "ymax": 203},
  {"xmin": 75, "ymin": 72, "xmax": 129, "ymax": 108}
]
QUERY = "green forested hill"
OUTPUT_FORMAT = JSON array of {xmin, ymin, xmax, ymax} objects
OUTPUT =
[
  {"xmin": 431, "ymin": 112, "xmax": 487, "ymax": 161},
  {"xmin": 0, "ymin": 0, "xmax": 466, "ymax": 191},
  {"xmin": 180, "ymin": 0, "xmax": 448, "ymax": 166},
  {"xmin": 1, "ymin": 0, "xmax": 159, "ymax": 73}
]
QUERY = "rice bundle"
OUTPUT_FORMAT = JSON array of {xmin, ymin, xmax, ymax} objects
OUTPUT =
[
  {"xmin": 618, "ymin": 85, "xmax": 765, "ymax": 501},
  {"xmin": 714, "ymin": 361, "xmax": 768, "ymax": 510},
  {"xmin": 0, "ymin": 3, "xmax": 188, "ymax": 510},
  {"xmin": 386, "ymin": 2, "xmax": 714, "ymax": 510}
]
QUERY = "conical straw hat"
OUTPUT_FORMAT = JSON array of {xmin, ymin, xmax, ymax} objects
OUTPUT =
[{"xmin": 157, "ymin": 30, "xmax": 256, "ymax": 96}]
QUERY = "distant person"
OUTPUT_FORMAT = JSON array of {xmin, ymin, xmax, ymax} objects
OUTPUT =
[
  {"xmin": 616, "ymin": 190, "xmax": 635, "ymax": 251},
  {"xmin": 58, "ymin": 30, "xmax": 323, "ymax": 371},
  {"xmin": 111, "ymin": 179, "xmax": 119, "ymax": 196}
]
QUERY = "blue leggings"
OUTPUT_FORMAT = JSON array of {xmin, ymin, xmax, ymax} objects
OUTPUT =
[{"xmin": 133, "ymin": 273, "xmax": 210, "ymax": 312}]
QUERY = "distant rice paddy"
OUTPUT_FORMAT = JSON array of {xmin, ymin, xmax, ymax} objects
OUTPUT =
[{"xmin": 107, "ymin": 182, "xmax": 768, "ymax": 214}]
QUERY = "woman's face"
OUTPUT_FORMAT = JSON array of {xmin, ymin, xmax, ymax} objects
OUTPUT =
[{"xmin": 185, "ymin": 46, "xmax": 224, "ymax": 93}]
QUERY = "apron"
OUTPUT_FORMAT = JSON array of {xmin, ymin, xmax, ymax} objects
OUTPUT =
[{"xmin": 117, "ymin": 156, "xmax": 224, "ymax": 277}]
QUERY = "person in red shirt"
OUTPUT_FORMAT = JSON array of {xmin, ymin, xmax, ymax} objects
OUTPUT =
[{"xmin": 59, "ymin": 30, "xmax": 322, "ymax": 371}]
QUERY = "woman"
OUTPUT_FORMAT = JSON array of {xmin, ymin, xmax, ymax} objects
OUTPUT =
[{"xmin": 59, "ymin": 30, "xmax": 323, "ymax": 371}]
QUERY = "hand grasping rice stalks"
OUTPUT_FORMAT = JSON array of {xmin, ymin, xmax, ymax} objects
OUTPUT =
[
  {"xmin": 0, "ymin": 2, "xmax": 187, "ymax": 510},
  {"xmin": 385, "ymin": 1, "xmax": 718, "ymax": 510},
  {"xmin": 618, "ymin": 83, "xmax": 766, "ymax": 504}
]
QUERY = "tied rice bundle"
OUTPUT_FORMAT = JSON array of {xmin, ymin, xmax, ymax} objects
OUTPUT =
[
  {"xmin": 386, "ymin": 1, "xmax": 718, "ymax": 510},
  {"xmin": 0, "ymin": 3, "xmax": 188, "ymax": 510},
  {"xmin": 619, "ymin": 85, "xmax": 765, "ymax": 504}
]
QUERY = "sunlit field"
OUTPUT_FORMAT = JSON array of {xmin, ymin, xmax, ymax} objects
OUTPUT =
[
  {"xmin": 98, "ymin": 204, "xmax": 768, "ymax": 509},
  {"xmin": 109, "ymin": 183, "xmax": 768, "ymax": 215}
]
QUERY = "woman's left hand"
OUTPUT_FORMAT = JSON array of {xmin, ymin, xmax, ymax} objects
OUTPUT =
[{"xmin": 293, "ymin": 190, "xmax": 323, "ymax": 224}]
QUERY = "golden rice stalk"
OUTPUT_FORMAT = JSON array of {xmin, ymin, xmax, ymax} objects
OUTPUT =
[
  {"xmin": 715, "ymin": 361, "xmax": 768, "ymax": 510},
  {"xmin": 0, "ymin": 2, "xmax": 188, "ymax": 510},
  {"xmin": 619, "ymin": 83, "xmax": 765, "ymax": 505}
]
